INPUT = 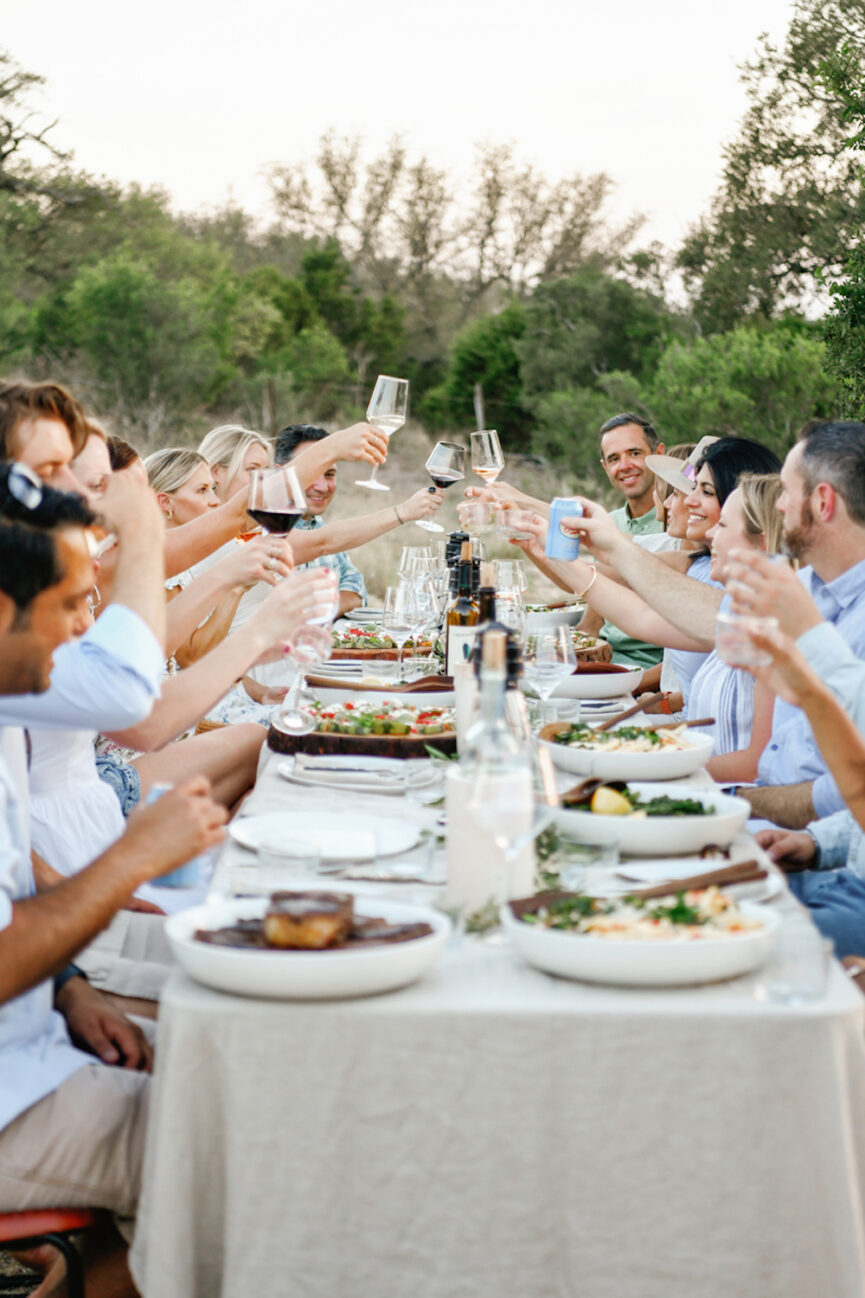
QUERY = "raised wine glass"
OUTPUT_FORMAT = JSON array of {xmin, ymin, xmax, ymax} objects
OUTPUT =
[
  {"xmin": 470, "ymin": 430, "xmax": 505, "ymax": 485},
  {"xmin": 416, "ymin": 442, "xmax": 466, "ymax": 534},
  {"xmin": 247, "ymin": 465, "xmax": 306, "ymax": 536},
  {"xmin": 356, "ymin": 374, "xmax": 409, "ymax": 492}
]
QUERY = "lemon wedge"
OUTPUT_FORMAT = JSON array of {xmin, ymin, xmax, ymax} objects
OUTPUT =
[{"xmin": 589, "ymin": 786, "xmax": 633, "ymax": 816}]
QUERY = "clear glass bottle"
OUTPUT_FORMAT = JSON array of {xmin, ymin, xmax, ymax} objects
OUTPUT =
[{"xmin": 445, "ymin": 540, "xmax": 479, "ymax": 675}]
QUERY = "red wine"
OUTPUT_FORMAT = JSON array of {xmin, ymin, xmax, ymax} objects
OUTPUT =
[
  {"xmin": 429, "ymin": 472, "xmax": 464, "ymax": 490},
  {"xmin": 247, "ymin": 508, "xmax": 303, "ymax": 534}
]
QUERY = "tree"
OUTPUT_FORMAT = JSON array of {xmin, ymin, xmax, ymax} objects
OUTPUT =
[{"xmin": 677, "ymin": 1, "xmax": 865, "ymax": 331}]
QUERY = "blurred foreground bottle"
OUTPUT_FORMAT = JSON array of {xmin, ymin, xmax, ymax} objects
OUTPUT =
[{"xmin": 445, "ymin": 630, "xmax": 534, "ymax": 913}]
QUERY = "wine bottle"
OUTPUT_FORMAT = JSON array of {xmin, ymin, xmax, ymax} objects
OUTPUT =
[
  {"xmin": 446, "ymin": 630, "xmax": 534, "ymax": 911},
  {"xmin": 445, "ymin": 541, "xmax": 479, "ymax": 675}
]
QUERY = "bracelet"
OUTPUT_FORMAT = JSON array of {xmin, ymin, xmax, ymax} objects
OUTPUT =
[
  {"xmin": 576, "ymin": 567, "xmax": 598, "ymax": 600},
  {"xmin": 394, "ymin": 504, "xmax": 404, "ymax": 525}
]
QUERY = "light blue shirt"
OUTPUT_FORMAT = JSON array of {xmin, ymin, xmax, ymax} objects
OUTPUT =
[
  {"xmin": 757, "ymin": 559, "xmax": 865, "ymax": 816},
  {"xmin": 0, "ymin": 740, "xmax": 91, "ymax": 1131},
  {"xmin": 294, "ymin": 516, "xmax": 367, "ymax": 601},
  {"xmin": 0, "ymin": 604, "xmax": 164, "ymax": 732},
  {"xmin": 796, "ymin": 621, "xmax": 865, "ymax": 880}
]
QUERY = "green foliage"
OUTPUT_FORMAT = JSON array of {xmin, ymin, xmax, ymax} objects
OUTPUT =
[
  {"xmin": 647, "ymin": 326, "xmax": 839, "ymax": 453},
  {"xmin": 530, "ymin": 373, "xmax": 649, "ymax": 482},
  {"xmin": 421, "ymin": 300, "xmax": 530, "ymax": 445}
]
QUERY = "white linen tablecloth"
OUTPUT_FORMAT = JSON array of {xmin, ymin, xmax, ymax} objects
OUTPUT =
[{"xmin": 132, "ymin": 893, "xmax": 865, "ymax": 1296}]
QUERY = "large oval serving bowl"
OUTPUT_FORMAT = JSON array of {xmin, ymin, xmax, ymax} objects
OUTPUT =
[
  {"xmin": 552, "ymin": 782, "xmax": 751, "ymax": 856},
  {"xmin": 539, "ymin": 723, "xmax": 714, "ymax": 781},
  {"xmin": 548, "ymin": 666, "xmax": 643, "ymax": 700},
  {"xmin": 167, "ymin": 896, "xmax": 450, "ymax": 1000},
  {"xmin": 526, "ymin": 602, "xmax": 585, "ymax": 631},
  {"xmin": 501, "ymin": 899, "xmax": 778, "ymax": 987}
]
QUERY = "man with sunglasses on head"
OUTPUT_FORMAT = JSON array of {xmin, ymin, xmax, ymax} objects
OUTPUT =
[{"xmin": 0, "ymin": 463, "xmax": 227, "ymax": 1297}]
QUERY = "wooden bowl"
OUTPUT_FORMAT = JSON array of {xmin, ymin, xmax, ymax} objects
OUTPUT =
[
  {"xmin": 330, "ymin": 645, "xmax": 434, "ymax": 661},
  {"xmin": 267, "ymin": 724, "xmax": 456, "ymax": 759}
]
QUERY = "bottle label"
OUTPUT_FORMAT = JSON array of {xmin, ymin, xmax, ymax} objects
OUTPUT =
[{"xmin": 447, "ymin": 625, "xmax": 477, "ymax": 675}]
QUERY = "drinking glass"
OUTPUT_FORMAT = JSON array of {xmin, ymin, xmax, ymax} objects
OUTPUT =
[
  {"xmin": 356, "ymin": 374, "xmax": 408, "ymax": 491},
  {"xmin": 382, "ymin": 584, "xmax": 415, "ymax": 682},
  {"xmin": 523, "ymin": 627, "xmax": 577, "ymax": 723},
  {"xmin": 305, "ymin": 566, "xmax": 340, "ymax": 627},
  {"xmin": 494, "ymin": 560, "xmax": 527, "ymax": 593},
  {"xmin": 256, "ymin": 838, "xmax": 322, "ymax": 885},
  {"xmin": 470, "ymin": 430, "xmax": 505, "ymax": 485},
  {"xmin": 398, "ymin": 545, "xmax": 432, "ymax": 580},
  {"xmin": 715, "ymin": 611, "xmax": 780, "ymax": 668},
  {"xmin": 417, "ymin": 442, "xmax": 466, "ymax": 533},
  {"xmin": 457, "ymin": 498, "xmax": 493, "ymax": 536},
  {"xmin": 754, "ymin": 920, "xmax": 833, "ymax": 1005},
  {"xmin": 247, "ymin": 466, "xmax": 306, "ymax": 536},
  {"xmin": 279, "ymin": 625, "xmax": 333, "ymax": 734}
]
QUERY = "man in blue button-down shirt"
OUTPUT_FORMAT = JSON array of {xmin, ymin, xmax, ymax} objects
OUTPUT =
[{"xmin": 732, "ymin": 420, "xmax": 865, "ymax": 829}]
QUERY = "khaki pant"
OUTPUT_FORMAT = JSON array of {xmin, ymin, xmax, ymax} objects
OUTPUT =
[{"xmin": 0, "ymin": 1063, "xmax": 150, "ymax": 1243}]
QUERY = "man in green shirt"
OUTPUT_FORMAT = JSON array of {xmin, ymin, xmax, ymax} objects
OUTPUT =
[{"xmin": 590, "ymin": 413, "xmax": 666, "ymax": 668}]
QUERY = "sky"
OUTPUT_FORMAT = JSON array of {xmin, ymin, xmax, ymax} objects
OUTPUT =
[{"xmin": 4, "ymin": 0, "xmax": 796, "ymax": 252}]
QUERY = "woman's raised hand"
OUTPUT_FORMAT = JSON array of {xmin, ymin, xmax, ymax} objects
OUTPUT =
[{"xmin": 216, "ymin": 534, "xmax": 293, "ymax": 590}]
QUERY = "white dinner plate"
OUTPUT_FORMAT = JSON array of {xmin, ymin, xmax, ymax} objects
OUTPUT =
[
  {"xmin": 167, "ymin": 895, "xmax": 450, "ymax": 1000},
  {"xmin": 553, "ymin": 782, "xmax": 751, "ymax": 857},
  {"xmin": 544, "ymin": 668, "xmax": 644, "ymax": 700},
  {"xmin": 540, "ymin": 728, "xmax": 714, "ymax": 782},
  {"xmin": 502, "ymin": 899, "xmax": 779, "ymax": 987},
  {"xmin": 348, "ymin": 608, "xmax": 384, "ymax": 623},
  {"xmin": 277, "ymin": 756, "xmax": 440, "ymax": 796},
  {"xmin": 229, "ymin": 812, "xmax": 420, "ymax": 860}
]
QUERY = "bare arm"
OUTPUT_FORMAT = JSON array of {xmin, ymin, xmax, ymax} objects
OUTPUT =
[
  {"xmin": 0, "ymin": 781, "xmax": 226, "ymax": 1006},
  {"xmin": 290, "ymin": 488, "xmax": 444, "ymax": 563},
  {"xmin": 105, "ymin": 568, "xmax": 335, "ymax": 749},
  {"xmin": 738, "ymin": 782, "xmax": 817, "ymax": 830},
  {"xmin": 706, "ymin": 679, "xmax": 774, "ymax": 784},
  {"xmin": 291, "ymin": 423, "xmax": 388, "ymax": 487},
  {"xmin": 97, "ymin": 473, "xmax": 168, "ymax": 649}
]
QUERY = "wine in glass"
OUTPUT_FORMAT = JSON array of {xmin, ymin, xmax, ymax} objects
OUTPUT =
[
  {"xmin": 247, "ymin": 466, "xmax": 306, "ymax": 536},
  {"xmin": 416, "ymin": 442, "xmax": 466, "ymax": 534},
  {"xmin": 356, "ymin": 375, "xmax": 409, "ymax": 492},
  {"xmin": 471, "ymin": 430, "xmax": 505, "ymax": 485},
  {"xmin": 522, "ymin": 627, "xmax": 576, "ymax": 724}
]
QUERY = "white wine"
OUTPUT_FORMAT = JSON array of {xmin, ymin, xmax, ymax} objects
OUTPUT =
[
  {"xmin": 474, "ymin": 464, "xmax": 502, "ymax": 483},
  {"xmin": 370, "ymin": 416, "xmax": 404, "ymax": 437}
]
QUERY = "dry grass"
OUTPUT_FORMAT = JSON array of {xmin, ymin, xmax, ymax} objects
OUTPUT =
[{"xmin": 324, "ymin": 421, "xmax": 611, "ymax": 604}]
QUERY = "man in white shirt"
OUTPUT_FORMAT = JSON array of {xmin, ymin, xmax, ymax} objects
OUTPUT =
[{"xmin": 0, "ymin": 464, "xmax": 227, "ymax": 1296}]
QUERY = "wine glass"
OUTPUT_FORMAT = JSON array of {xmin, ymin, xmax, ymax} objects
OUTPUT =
[
  {"xmin": 522, "ymin": 627, "xmax": 576, "ymax": 724},
  {"xmin": 382, "ymin": 584, "xmax": 415, "ymax": 682},
  {"xmin": 416, "ymin": 442, "xmax": 466, "ymax": 534},
  {"xmin": 247, "ymin": 466, "xmax": 306, "ymax": 536},
  {"xmin": 470, "ymin": 430, "xmax": 504, "ymax": 485},
  {"xmin": 398, "ymin": 545, "xmax": 432, "ymax": 581},
  {"xmin": 279, "ymin": 626, "xmax": 334, "ymax": 735},
  {"xmin": 356, "ymin": 375, "xmax": 409, "ymax": 491},
  {"xmin": 305, "ymin": 566, "xmax": 340, "ymax": 627}
]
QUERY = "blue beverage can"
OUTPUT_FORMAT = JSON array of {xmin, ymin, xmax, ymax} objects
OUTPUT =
[
  {"xmin": 545, "ymin": 498, "xmax": 583, "ymax": 560},
  {"xmin": 145, "ymin": 782, "xmax": 208, "ymax": 888}
]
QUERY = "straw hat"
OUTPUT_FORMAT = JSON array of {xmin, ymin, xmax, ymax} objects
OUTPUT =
[{"xmin": 645, "ymin": 436, "xmax": 720, "ymax": 495}]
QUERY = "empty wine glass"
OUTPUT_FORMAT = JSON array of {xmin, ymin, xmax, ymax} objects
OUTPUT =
[
  {"xmin": 279, "ymin": 626, "xmax": 334, "ymax": 734},
  {"xmin": 416, "ymin": 442, "xmax": 466, "ymax": 534},
  {"xmin": 398, "ymin": 545, "xmax": 432, "ymax": 580},
  {"xmin": 522, "ymin": 627, "xmax": 576, "ymax": 724},
  {"xmin": 356, "ymin": 374, "xmax": 409, "ymax": 491},
  {"xmin": 382, "ymin": 584, "xmax": 416, "ymax": 682},
  {"xmin": 247, "ymin": 466, "xmax": 306, "ymax": 536},
  {"xmin": 470, "ymin": 430, "xmax": 505, "ymax": 485}
]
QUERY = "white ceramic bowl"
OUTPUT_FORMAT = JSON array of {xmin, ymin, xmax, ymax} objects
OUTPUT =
[
  {"xmin": 501, "ymin": 899, "xmax": 778, "ymax": 987},
  {"xmin": 166, "ymin": 896, "xmax": 450, "ymax": 1000},
  {"xmin": 548, "ymin": 668, "xmax": 643, "ymax": 700},
  {"xmin": 552, "ymin": 782, "xmax": 751, "ymax": 856},
  {"xmin": 526, "ymin": 603, "xmax": 585, "ymax": 631},
  {"xmin": 540, "ymin": 727, "xmax": 714, "ymax": 781}
]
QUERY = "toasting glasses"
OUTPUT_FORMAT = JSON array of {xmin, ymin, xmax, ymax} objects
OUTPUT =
[{"xmin": 356, "ymin": 375, "xmax": 409, "ymax": 492}]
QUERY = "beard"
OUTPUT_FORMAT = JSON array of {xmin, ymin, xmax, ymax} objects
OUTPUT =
[{"xmin": 782, "ymin": 496, "xmax": 815, "ymax": 561}]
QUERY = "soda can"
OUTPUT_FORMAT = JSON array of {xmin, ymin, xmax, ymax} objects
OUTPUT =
[
  {"xmin": 545, "ymin": 498, "xmax": 583, "ymax": 560},
  {"xmin": 145, "ymin": 782, "xmax": 209, "ymax": 888}
]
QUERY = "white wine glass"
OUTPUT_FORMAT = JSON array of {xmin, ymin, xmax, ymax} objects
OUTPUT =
[
  {"xmin": 522, "ymin": 627, "xmax": 576, "ymax": 724},
  {"xmin": 470, "ymin": 430, "xmax": 504, "ymax": 485},
  {"xmin": 279, "ymin": 626, "xmax": 334, "ymax": 735},
  {"xmin": 382, "ymin": 584, "xmax": 415, "ymax": 682},
  {"xmin": 417, "ymin": 442, "xmax": 466, "ymax": 534},
  {"xmin": 356, "ymin": 374, "xmax": 409, "ymax": 492},
  {"xmin": 247, "ymin": 466, "xmax": 306, "ymax": 536}
]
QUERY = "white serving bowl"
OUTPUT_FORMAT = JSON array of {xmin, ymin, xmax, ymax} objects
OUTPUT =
[
  {"xmin": 548, "ymin": 668, "xmax": 643, "ymax": 700},
  {"xmin": 526, "ymin": 603, "xmax": 585, "ymax": 631},
  {"xmin": 502, "ymin": 899, "xmax": 778, "ymax": 987},
  {"xmin": 552, "ymin": 782, "xmax": 751, "ymax": 856},
  {"xmin": 166, "ymin": 896, "xmax": 450, "ymax": 1000},
  {"xmin": 540, "ymin": 726, "xmax": 714, "ymax": 781}
]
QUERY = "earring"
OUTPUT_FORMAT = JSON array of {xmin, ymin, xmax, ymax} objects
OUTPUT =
[{"xmin": 167, "ymin": 508, "xmax": 174, "ymax": 520}]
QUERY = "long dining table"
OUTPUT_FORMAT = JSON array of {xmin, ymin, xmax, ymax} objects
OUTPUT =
[{"xmin": 130, "ymin": 742, "xmax": 865, "ymax": 1298}]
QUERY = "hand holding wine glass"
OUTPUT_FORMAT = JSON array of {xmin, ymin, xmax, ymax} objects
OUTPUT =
[
  {"xmin": 470, "ymin": 430, "xmax": 505, "ymax": 485},
  {"xmin": 414, "ymin": 442, "xmax": 465, "ymax": 534},
  {"xmin": 356, "ymin": 375, "xmax": 409, "ymax": 492}
]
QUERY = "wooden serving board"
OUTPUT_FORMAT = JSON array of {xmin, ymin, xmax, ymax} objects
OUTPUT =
[
  {"xmin": 267, "ymin": 724, "xmax": 456, "ymax": 759},
  {"xmin": 330, "ymin": 646, "xmax": 434, "ymax": 661}
]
